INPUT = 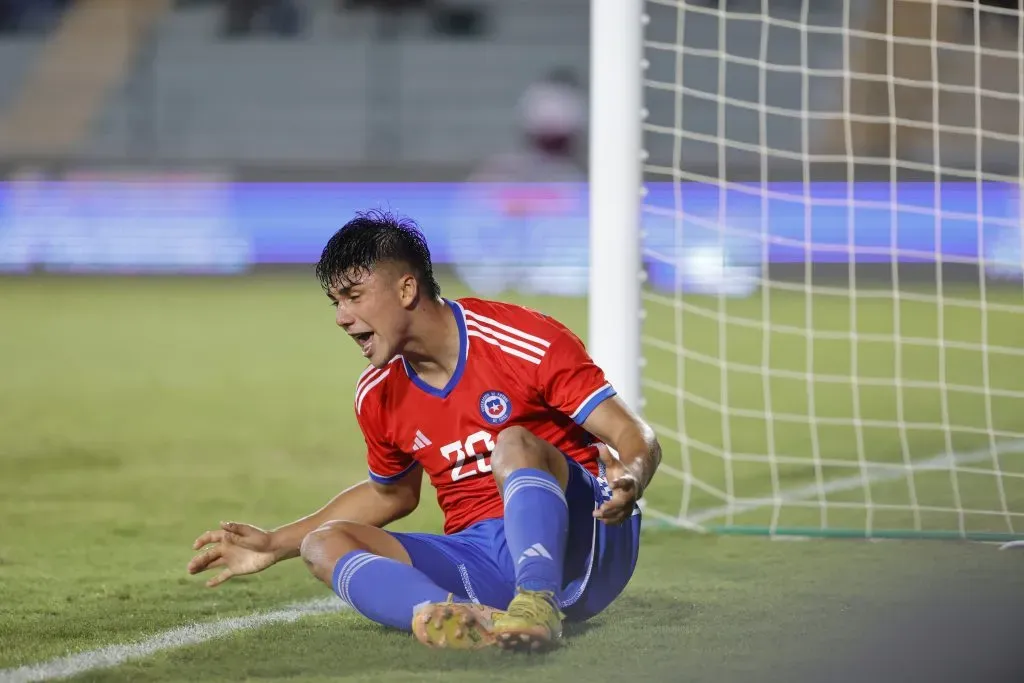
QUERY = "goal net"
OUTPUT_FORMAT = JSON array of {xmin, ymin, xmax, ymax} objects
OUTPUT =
[{"xmin": 632, "ymin": 0, "xmax": 1024, "ymax": 540}]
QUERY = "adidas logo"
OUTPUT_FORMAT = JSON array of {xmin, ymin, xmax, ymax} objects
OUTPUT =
[
  {"xmin": 411, "ymin": 430, "xmax": 432, "ymax": 452},
  {"xmin": 517, "ymin": 543, "xmax": 552, "ymax": 564}
]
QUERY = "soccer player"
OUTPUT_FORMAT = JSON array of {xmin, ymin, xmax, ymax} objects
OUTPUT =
[{"xmin": 187, "ymin": 210, "xmax": 661, "ymax": 651}]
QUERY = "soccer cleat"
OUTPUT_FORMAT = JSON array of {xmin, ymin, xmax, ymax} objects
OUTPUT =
[
  {"xmin": 491, "ymin": 589, "xmax": 564, "ymax": 652},
  {"xmin": 411, "ymin": 595, "xmax": 502, "ymax": 650}
]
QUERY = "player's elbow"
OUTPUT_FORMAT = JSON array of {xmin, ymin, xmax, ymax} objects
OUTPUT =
[
  {"xmin": 634, "ymin": 418, "xmax": 662, "ymax": 471},
  {"xmin": 371, "ymin": 480, "xmax": 421, "ymax": 519},
  {"xmin": 647, "ymin": 429, "xmax": 663, "ymax": 470},
  {"xmin": 392, "ymin": 488, "xmax": 421, "ymax": 517}
]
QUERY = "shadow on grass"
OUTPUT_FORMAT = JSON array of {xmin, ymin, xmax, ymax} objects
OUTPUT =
[{"xmin": 565, "ymin": 590, "xmax": 698, "ymax": 639}]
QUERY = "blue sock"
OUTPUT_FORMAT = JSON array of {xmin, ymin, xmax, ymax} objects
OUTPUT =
[
  {"xmin": 502, "ymin": 468, "xmax": 568, "ymax": 594},
  {"xmin": 331, "ymin": 550, "xmax": 459, "ymax": 631}
]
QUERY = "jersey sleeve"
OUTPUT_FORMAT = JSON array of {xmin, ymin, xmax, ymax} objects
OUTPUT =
[
  {"xmin": 355, "ymin": 383, "xmax": 417, "ymax": 485},
  {"xmin": 537, "ymin": 326, "xmax": 617, "ymax": 425}
]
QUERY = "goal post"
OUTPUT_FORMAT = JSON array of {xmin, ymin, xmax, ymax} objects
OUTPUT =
[
  {"xmin": 589, "ymin": 0, "xmax": 1024, "ymax": 542},
  {"xmin": 588, "ymin": 0, "xmax": 644, "ymax": 415}
]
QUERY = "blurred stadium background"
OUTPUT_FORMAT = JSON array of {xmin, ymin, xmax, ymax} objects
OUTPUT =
[{"xmin": 1, "ymin": 1, "xmax": 1024, "ymax": 681}]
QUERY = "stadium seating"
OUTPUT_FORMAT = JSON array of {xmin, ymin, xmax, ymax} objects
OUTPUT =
[
  {"xmin": 83, "ymin": 0, "xmax": 588, "ymax": 165},
  {"xmin": 0, "ymin": 0, "xmax": 1018, "ymax": 171}
]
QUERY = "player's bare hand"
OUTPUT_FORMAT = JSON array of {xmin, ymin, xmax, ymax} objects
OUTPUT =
[
  {"xmin": 593, "ymin": 444, "xmax": 642, "ymax": 525},
  {"xmin": 187, "ymin": 521, "xmax": 277, "ymax": 587}
]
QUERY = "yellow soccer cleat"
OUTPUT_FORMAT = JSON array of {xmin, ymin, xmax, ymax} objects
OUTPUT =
[
  {"xmin": 491, "ymin": 589, "xmax": 565, "ymax": 652},
  {"xmin": 411, "ymin": 595, "xmax": 502, "ymax": 650}
]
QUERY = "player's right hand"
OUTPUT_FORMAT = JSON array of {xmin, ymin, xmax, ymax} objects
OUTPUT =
[
  {"xmin": 187, "ymin": 521, "xmax": 278, "ymax": 588},
  {"xmin": 593, "ymin": 443, "xmax": 642, "ymax": 526}
]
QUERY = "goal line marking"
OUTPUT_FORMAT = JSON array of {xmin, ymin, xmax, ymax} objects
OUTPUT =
[
  {"xmin": 660, "ymin": 439, "xmax": 1024, "ymax": 528},
  {"xmin": 0, "ymin": 598, "xmax": 347, "ymax": 683}
]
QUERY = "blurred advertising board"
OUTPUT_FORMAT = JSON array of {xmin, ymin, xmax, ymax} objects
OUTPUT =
[
  {"xmin": 0, "ymin": 173, "xmax": 1019, "ymax": 289},
  {"xmin": 0, "ymin": 168, "xmax": 249, "ymax": 274}
]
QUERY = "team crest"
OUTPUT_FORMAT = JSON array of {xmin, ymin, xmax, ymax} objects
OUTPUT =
[{"xmin": 479, "ymin": 390, "xmax": 512, "ymax": 425}]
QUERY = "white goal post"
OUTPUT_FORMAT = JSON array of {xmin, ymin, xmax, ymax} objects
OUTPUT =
[
  {"xmin": 589, "ymin": 0, "xmax": 1024, "ymax": 541},
  {"xmin": 589, "ymin": 0, "xmax": 645, "ymax": 415}
]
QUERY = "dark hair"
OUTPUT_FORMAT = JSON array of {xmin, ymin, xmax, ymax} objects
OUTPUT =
[{"xmin": 315, "ymin": 209, "xmax": 441, "ymax": 300}]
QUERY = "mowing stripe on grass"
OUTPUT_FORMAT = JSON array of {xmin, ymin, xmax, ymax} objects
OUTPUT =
[
  {"xmin": 683, "ymin": 438, "xmax": 1024, "ymax": 526},
  {"xmin": 0, "ymin": 598, "xmax": 347, "ymax": 683}
]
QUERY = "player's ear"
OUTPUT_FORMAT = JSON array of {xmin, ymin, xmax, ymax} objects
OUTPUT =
[{"xmin": 397, "ymin": 272, "xmax": 419, "ymax": 308}]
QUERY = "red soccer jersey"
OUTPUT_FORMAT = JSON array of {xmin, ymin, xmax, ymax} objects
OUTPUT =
[{"xmin": 354, "ymin": 298, "xmax": 616, "ymax": 535}]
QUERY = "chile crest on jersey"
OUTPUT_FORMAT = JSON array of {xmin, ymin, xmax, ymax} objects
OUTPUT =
[{"xmin": 478, "ymin": 390, "xmax": 512, "ymax": 425}]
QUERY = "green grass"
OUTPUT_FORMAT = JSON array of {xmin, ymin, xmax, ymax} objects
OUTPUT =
[
  {"xmin": 640, "ymin": 282, "xmax": 1024, "ymax": 536},
  {"xmin": 1, "ymin": 272, "xmax": 1023, "ymax": 681}
]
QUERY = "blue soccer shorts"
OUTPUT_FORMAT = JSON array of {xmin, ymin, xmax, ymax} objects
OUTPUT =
[{"xmin": 389, "ymin": 456, "xmax": 642, "ymax": 622}]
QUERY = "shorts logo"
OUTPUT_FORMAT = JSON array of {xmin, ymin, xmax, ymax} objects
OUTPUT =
[{"xmin": 479, "ymin": 390, "xmax": 512, "ymax": 425}]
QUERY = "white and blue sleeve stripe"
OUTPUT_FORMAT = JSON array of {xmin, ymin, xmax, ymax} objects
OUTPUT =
[
  {"xmin": 569, "ymin": 383, "xmax": 617, "ymax": 425},
  {"xmin": 368, "ymin": 460, "xmax": 418, "ymax": 485}
]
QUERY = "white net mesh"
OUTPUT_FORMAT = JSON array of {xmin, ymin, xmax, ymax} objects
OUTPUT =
[{"xmin": 638, "ymin": 0, "xmax": 1024, "ymax": 539}]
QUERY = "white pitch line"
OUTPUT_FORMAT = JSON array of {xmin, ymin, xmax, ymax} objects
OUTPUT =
[
  {"xmin": 8, "ymin": 442, "xmax": 1024, "ymax": 680},
  {"xmin": 681, "ymin": 439, "xmax": 1024, "ymax": 526},
  {"xmin": 0, "ymin": 598, "xmax": 347, "ymax": 683}
]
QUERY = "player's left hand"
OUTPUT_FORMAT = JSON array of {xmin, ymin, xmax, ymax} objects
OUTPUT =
[{"xmin": 593, "ymin": 444, "xmax": 642, "ymax": 525}]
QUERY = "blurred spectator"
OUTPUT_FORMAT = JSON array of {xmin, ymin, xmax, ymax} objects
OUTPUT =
[
  {"xmin": 335, "ymin": 0, "xmax": 485, "ymax": 39},
  {"xmin": 450, "ymin": 69, "xmax": 590, "ymax": 297},
  {"xmin": 222, "ymin": 0, "xmax": 304, "ymax": 38},
  {"xmin": 977, "ymin": 0, "xmax": 1019, "ymax": 13},
  {"xmin": 974, "ymin": 0, "xmax": 1020, "ymax": 32},
  {"xmin": 337, "ymin": 0, "xmax": 429, "ymax": 10},
  {"xmin": 0, "ymin": 0, "xmax": 70, "ymax": 35}
]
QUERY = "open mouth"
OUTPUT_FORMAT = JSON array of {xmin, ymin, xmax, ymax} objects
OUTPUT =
[{"xmin": 351, "ymin": 332, "xmax": 374, "ymax": 356}]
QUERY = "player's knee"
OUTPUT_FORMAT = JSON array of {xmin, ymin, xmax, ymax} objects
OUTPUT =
[
  {"xmin": 298, "ymin": 524, "xmax": 330, "ymax": 567},
  {"xmin": 492, "ymin": 426, "xmax": 543, "ymax": 468},
  {"xmin": 492, "ymin": 426, "xmax": 567, "ymax": 487},
  {"xmin": 299, "ymin": 520, "xmax": 361, "ymax": 577}
]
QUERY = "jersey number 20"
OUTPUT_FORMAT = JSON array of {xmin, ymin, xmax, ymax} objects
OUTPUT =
[{"xmin": 439, "ymin": 431, "xmax": 495, "ymax": 482}]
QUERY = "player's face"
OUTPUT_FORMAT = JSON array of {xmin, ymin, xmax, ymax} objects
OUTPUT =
[{"xmin": 328, "ymin": 266, "xmax": 415, "ymax": 368}]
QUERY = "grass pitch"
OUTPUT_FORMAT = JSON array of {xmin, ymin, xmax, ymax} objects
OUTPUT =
[
  {"xmin": 640, "ymin": 280, "xmax": 1024, "ymax": 536},
  {"xmin": 1, "ymin": 272, "xmax": 1023, "ymax": 682}
]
